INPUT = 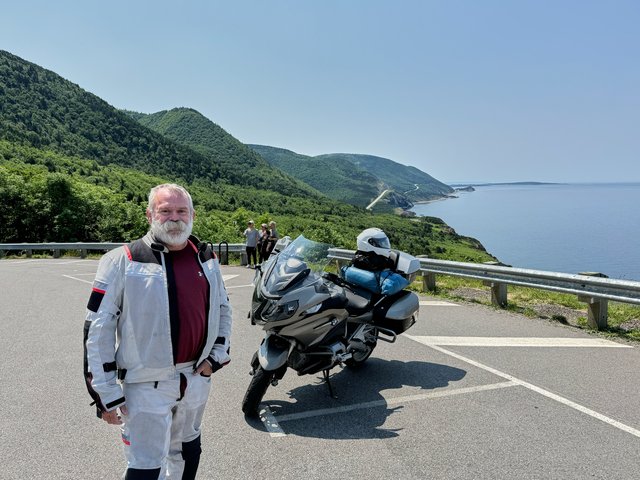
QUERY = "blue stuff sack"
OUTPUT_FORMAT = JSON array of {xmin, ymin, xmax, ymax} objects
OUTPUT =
[
  {"xmin": 341, "ymin": 266, "xmax": 409, "ymax": 295},
  {"xmin": 341, "ymin": 266, "xmax": 381, "ymax": 293},
  {"xmin": 379, "ymin": 270, "xmax": 410, "ymax": 295}
]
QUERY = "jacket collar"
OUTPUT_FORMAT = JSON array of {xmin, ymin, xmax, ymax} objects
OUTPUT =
[{"xmin": 142, "ymin": 232, "xmax": 203, "ymax": 254}]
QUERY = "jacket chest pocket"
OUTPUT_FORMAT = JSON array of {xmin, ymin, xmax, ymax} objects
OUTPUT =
[{"xmin": 125, "ymin": 262, "xmax": 164, "ymax": 295}]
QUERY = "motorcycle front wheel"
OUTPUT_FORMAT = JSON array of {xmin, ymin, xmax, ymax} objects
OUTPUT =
[{"xmin": 242, "ymin": 366, "xmax": 275, "ymax": 417}]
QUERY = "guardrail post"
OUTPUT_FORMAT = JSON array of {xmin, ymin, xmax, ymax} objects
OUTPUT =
[
  {"xmin": 80, "ymin": 249, "xmax": 87, "ymax": 259},
  {"xmin": 27, "ymin": 249, "xmax": 33, "ymax": 258},
  {"xmin": 578, "ymin": 296, "xmax": 608, "ymax": 329},
  {"xmin": 240, "ymin": 251, "xmax": 248, "ymax": 266},
  {"xmin": 53, "ymin": 249, "xmax": 61, "ymax": 259},
  {"xmin": 422, "ymin": 272, "xmax": 436, "ymax": 292},
  {"xmin": 481, "ymin": 261, "xmax": 509, "ymax": 307},
  {"xmin": 578, "ymin": 272, "xmax": 609, "ymax": 330},
  {"xmin": 218, "ymin": 242, "xmax": 229, "ymax": 265},
  {"xmin": 484, "ymin": 281, "xmax": 508, "ymax": 307}
]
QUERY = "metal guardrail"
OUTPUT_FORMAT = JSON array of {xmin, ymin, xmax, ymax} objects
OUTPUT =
[
  {"xmin": 0, "ymin": 242, "xmax": 247, "ymax": 261},
  {"xmin": 328, "ymin": 248, "xmax": 640, "ymax": 330},
  {"xmin": 0, "ymin": 242, "xmax": 127, "ymax": 258}
]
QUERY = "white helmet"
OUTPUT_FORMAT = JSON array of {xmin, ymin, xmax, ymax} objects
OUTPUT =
[{"xmin": 356, "ymin": 228, "xmax": 391, "ymax": 258}]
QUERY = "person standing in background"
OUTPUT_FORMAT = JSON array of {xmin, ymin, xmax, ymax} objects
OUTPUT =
[
  {"xmin": 257, "ymin": 223, "xmax": 270, "ymax": 264},
  {"xmin": 83, "ymin": 183, "xmax": 232, "ymax": 479},
  {"xmin": 243, "ymin": 220, "xmax": 260, "ymax": 268},
  {"xmin": 266, "ymin": 220, "xmax": 279, "ymax": 258}
]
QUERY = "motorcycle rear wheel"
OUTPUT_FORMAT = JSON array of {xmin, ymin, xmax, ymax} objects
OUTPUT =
[{"xmin": 242, "ymin": 366, "xmax": 275, "ymax": 417}]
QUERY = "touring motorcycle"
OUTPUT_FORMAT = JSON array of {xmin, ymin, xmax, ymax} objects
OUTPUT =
[{"xmin": 241, "ymin": 234, "xmax": 421, "ymax": 416}]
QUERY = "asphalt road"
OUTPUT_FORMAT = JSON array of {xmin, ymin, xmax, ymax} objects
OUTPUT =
[{"xmin": 1, "ymin": 259, "xmax": 639, "ymax": 479}]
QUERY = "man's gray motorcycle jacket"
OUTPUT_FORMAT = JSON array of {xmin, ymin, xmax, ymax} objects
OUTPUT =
[{"xmin": 83, "ymin": 233, "xmax": 232, "ymax": 416}]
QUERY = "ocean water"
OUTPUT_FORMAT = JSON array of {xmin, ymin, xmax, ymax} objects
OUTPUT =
[{"xmin": 411, "ymin": 183, "xmax": 640, "ymax": 281}]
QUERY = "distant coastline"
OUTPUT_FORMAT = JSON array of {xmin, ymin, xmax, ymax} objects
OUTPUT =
[
  {"xmin": 413, "ymin": 195, "xmax": 459, "ymax": 206},
  {"xmin": 413, "ymin": 182, "xmax": 568, "ymax": 206},
  {"xmin": 448, "ymin": 181, "xmax": 563, "ymax": 188},
  {"xmin": 410, "ymin": 181, "xmax": 639, "ymax": 207}
]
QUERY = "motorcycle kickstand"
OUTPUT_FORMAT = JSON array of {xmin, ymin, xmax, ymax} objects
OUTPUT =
[{"xmin": 323, "ymin": 369, "xmax": 338, "ymax": 399}]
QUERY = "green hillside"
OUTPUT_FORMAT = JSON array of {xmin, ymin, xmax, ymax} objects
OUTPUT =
[
  {"xmin": 0, "ymin": 50, "xmax": 223, "ymax": 184},
  {"xmin": 127, "ymin": 108, "xmax": 321, "ymax": 197},
  {"xmin": 0, "ymin": 49, "xmax": 494, "ymax": 263},
  {"xmin": 317, "ymin": 153, "xmax": 454, "ymax": 202},
  {"xmin": 249, "ymin": 145, "xmax": 454, "ymax": 209},
  {"xmin": 248, "ymin": 144, "xmax": 383, "ymax": 208}
]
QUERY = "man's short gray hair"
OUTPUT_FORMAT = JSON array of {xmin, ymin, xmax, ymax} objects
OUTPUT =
[{"xmin": 148, "ymin": 183, "xmax": 194, "ymax": 213}]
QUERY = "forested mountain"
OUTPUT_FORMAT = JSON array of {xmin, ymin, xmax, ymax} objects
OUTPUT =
[
  {"xmin": 249, "ymin": 145, "xmax": 454, "ymax": 209},
  {"xmin": 316, "ymin": 153, "xmax": 454, "ymax": 202},
  {"xmin": 0, "ymin": 49, "xmax": 317, "ymax": 198},
  {"xmin": 0, "ymin": 49, "xmax": 494, "ymax": 263},
  {"xmin": 247, "ymin": 145, "xmax": 383, "ymax": 208},
  {"xmin": 0, "ymin": 50, "xmax": 217, "ymax": 184},
  {"xmin": 125, "ymin": 108, "xmax": 321, "ymax": 197}
]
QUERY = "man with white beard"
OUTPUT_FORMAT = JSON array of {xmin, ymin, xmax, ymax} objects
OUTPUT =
[{"xmin": 83, "ymin": 183, "xmax": 232, "ymax": 480}]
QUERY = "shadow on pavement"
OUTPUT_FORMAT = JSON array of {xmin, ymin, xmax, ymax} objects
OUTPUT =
[{"xmin": 246, "ymin": 358, "xmax": 466, "ymax": 439}]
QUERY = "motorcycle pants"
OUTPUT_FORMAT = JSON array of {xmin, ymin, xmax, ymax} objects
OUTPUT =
[{"xmin": 120, "ymin": 362, "xmax": 212, "ymax": 479}]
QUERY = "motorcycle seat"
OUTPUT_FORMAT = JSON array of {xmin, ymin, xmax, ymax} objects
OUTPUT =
[{"xmin": 343, "ymin": 283, "xmax": 374, "ymax": 314}]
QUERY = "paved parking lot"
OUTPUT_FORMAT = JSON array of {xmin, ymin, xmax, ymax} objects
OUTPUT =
[{"xmin": 1, "ymin": 258, "xmax": 639, "ymax": 479}]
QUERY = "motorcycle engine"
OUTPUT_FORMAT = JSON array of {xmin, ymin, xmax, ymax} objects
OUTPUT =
[{"xmin": 288, "ymin": 341, "xmax": 346, "ymax": 375}]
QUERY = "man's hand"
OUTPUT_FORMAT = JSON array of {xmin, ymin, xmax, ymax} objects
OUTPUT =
[
  {"xmin": 101, "ymin": 405, "xmax": 128, "ymax": 425},
  {"xmin": 194, "ymin": 360, "xmax": 213, "ymax": 376}
]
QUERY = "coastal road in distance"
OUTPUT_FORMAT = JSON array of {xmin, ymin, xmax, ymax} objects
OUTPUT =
[{"xmin": 1, "ymin": 258, "xmax": 639, "ymax": 480}]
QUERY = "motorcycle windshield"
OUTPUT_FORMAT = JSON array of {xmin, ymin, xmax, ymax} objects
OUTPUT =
[{"xmin": 262, "ymin": 235, "xmax": 332, "ymax": 295}]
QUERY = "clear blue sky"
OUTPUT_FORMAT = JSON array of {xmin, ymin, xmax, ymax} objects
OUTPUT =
[{"xmin": 2, "ymin": 0, "xmax": 639, "ymax": 183}]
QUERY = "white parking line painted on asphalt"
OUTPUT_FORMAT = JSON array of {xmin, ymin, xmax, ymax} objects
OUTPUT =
[
  {"xmin": 405, "ymin": 338, "xmax": 640, "ymax": 439},
  {"xmin": 273, "ymin": 381, "xmax": 517, "ymax": 425},
  {"xmin": 222, "ymin": 275, "xmax": 238, "ymax": 281},
  {"xmin": 52, "ymin": 260, "xmax": 96, "ymax": 265},
  {"xmin": 226, "ymin": 284, "xmax": 255, "ymax": 290},
  {"xmin": 420, "ymin": 300, "xmax": 459, "ymax": 306},
  {"xmin": 2, "ymin": 259, "xmax": 59, "ymax": 266},
  {"xmin": 259, "ymin": 406, "xmax": 287, "ymax": 438},
  {"xmin": 62, "ymin": 274, "xmax": 92, "ymax": 285},
  {"xmin": 406, "ymin": 336, "xmax": 632, "ymax": 348}
]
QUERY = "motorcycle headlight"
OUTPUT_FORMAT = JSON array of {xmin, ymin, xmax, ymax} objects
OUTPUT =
[
  {"xmin": 304, "ymin": 303, "xmax": 322, "ymax": 315},
  {"xmin": 262, "ymin": 299, "xmax": 299, "ymax": 322}
]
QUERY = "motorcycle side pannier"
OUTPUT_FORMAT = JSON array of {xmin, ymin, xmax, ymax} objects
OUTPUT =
[{"xmin": 372, "ymin": 290, "xmax": 419, "ymax": 334}]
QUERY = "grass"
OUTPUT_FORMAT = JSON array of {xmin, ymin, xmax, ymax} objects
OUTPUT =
[{"xmin": 410, "ymin": 275, "xmax": 640, "ymax": 343}]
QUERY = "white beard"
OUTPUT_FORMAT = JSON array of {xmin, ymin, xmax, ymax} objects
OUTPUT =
[{"xmin": 150, "ymin": 218, "xmax": 193, "ymax": 248}]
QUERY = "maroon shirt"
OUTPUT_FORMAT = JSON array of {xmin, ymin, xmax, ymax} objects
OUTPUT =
[{"xmin": 169, "ymin": 242, "xmax": 209, "ymax": 363}]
